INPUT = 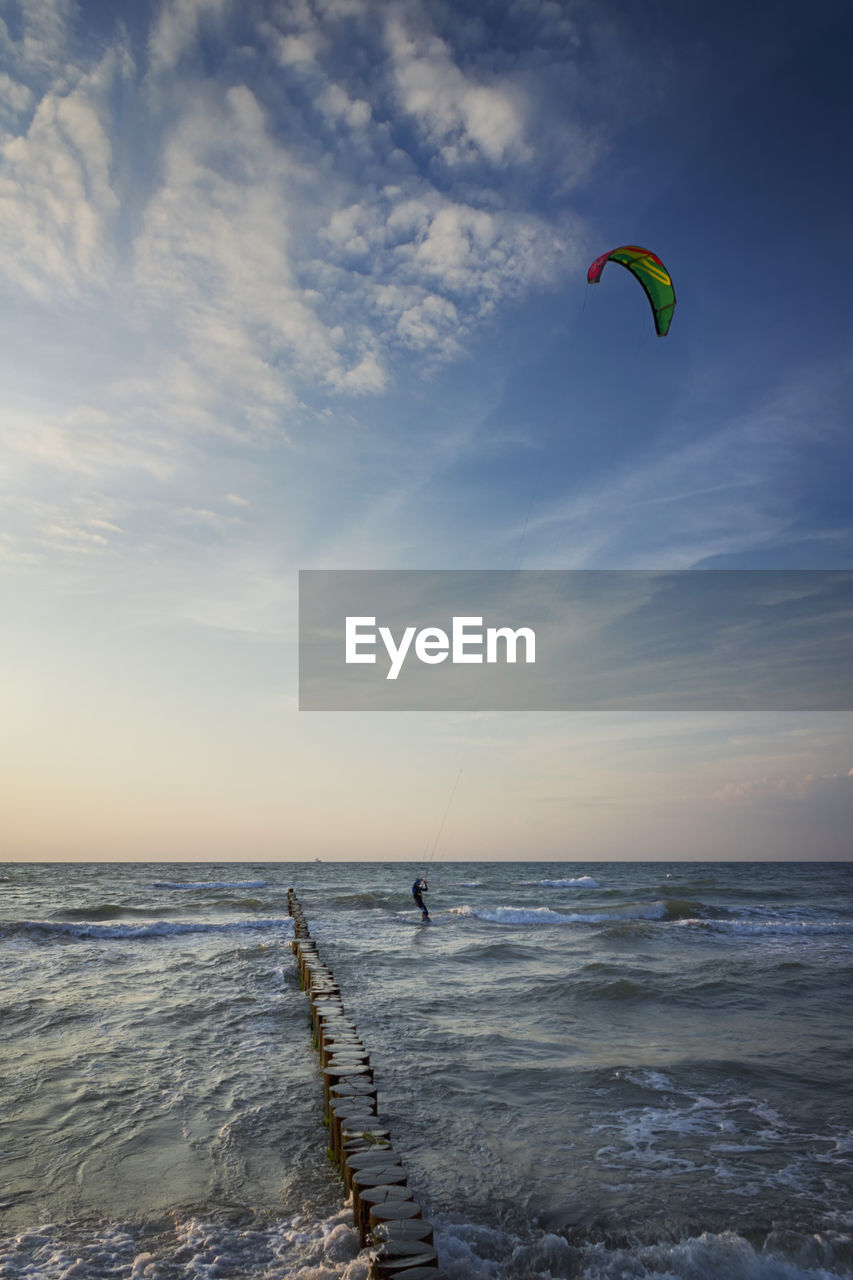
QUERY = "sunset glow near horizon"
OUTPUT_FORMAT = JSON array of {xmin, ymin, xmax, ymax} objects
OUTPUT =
[{"xmin": 1, "ymin": 0, "xmax": 852, "ymax": 862}]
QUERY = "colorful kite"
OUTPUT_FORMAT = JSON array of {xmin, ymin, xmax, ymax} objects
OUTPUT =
[{"xmin": 587, "ymin": 245, "xmax": 676, "ymax": 336}]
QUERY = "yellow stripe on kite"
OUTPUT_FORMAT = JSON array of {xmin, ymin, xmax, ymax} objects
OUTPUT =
[{"xmin": 633, "ymin": 260, "xmax": 672, "ymax": 286}]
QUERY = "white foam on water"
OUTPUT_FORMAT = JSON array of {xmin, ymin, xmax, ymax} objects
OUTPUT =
[
  {"xmin": 594, "ymin": 1072, "xmax": 850, "ymax": 1210},
  {"xmin": 11, "ymin": 1200, "xmax": 844, "ymax": 1280},
  {"xmin": 622, "ymin": 1068, "xmax": 678, "ymax": 1092},
  {"xmin": 431, "ymin": 1218, "xmax": 853, "ymax": 1279},
  {"xmin": 519, "ymin": 876, "xmax": 601, "ymax": 888},
  {"xmin": 565, "ymin": 1230, "xmax": 852, "ymax": 1280},
  {"xmin": 0, "ymin": 1208, "xmax": 371, "ymax": 1280},
  {"xmin": 12, "ymin": 917, "xmax": 294, "ymax": 941},
  {"xmin": 150, "ymin": 880, "xmax": 269, "ymax": 890},
  {"xmin": 450, "ymin": 903, "xmax": 667, "ymax": 925}
]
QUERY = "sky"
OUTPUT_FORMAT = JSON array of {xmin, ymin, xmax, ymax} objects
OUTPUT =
[{"xmin": 1, "ymin": 0, "xmax": 852, "ymax": 861}]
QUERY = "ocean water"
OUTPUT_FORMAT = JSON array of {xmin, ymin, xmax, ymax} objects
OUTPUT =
[{"xmin": 0, "ymin": 860, "xmax": 851, "ymax": 1279}]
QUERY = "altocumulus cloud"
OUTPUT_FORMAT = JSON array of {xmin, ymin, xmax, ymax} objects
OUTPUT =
[
  {"xmin": 0, "ymin": 0, "xmax": 595, "ymax": 563},
  {"xmin": 0, "ymin": 39, "xmax": 128, "ymax": 302}
]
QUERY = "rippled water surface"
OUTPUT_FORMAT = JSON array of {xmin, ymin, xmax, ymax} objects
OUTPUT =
[{"xmin": 1, "ymin": 860, "xmax": 851, "ymax": 1278}]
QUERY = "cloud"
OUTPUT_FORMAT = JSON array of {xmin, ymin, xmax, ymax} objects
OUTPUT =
[
  {"xmin": 0, "ymin": 44, "xmax": 129, "ymax": 303},
  {"xmin": 0, "ymin": 0, "xmax": 593, "ymax": 574},
  {"xmin": 148, "ymin": 0, "xmax": 231, "ymax": 75},
  {"xmin": 504, "ymin": 349, "xmax": 853, "ymax": 571},
  {"xmin": 0, "ymin": 0, "xmax": 72, "ymax": 82},
  {"xmin": 274, "ymin": 31, "xmax": 320, "ymax": 68},
  {"xmin": 316, "ymin": 82, "xmax": 372, "ymax": 129},
  {"xmin": 386, "ymin": 12, "xmax": 530, "ymax": 166},
  {"xmin": 3, "ymin": 0, "xmax": 591, "ymax": 401},
  {"xmin": 320, "ymin": 187, "xmax": 579, "ymax": 365},
  {"xmin": 710, "ymin": 765, "xmax": 853, "ymax": 856},
  {"xmin": 714, "ymin": 769, "xmax": 853, "ymax": 801},
  {"xmin": 0, "ymin": 491, "xmax": 129, "ymax": 563},
  {"xmin": 133, "ymin": 82, "xmax": 389, "ymax": 410},
  {"xmin": 0, "ymin": 71, "xmax": 34, "ymax": 125}
]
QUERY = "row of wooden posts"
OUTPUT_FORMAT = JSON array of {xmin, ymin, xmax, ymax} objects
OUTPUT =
[{"xmin": 287, "ymin": 889, "xmax": 449, "ymax": 1280}]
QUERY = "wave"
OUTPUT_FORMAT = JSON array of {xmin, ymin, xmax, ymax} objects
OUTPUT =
[
  {"xmin": 1, "ymin": 918, "xmax": 294, "ymax": 942},
  {"xmin": 520, "ymin": 876, "xmax": 601, "ymax": 888},
  {"xmin": 53, "ymin": 904, "xmax": 178, "ymax": 921},
  {"xmin": 0, "ymin": 1208, "xmax": 846, "ymax": 1280},
  {"xmin": 450, "ymin": 903, "xmax": 669, "ymax": 926},
  {"xmin": 677, "ymin": 917, "xmax": 853, "ymax": 937},
  {"xmin": 149, "ymin": 879, "xmax": 268, "ymax": 890},
  {"xmin": 434, "ymin": 1217, "xmax": 853, "ymax": 1280},
  {"xmin": 662, "ymin": 897, "xmax": 709, "ymax": 920},
  {"xmin": 330, "ymin": 891, "xmax": 393, "ymax": 908},
  {"xmin": 0, "ymin": 1206, "xmax": 366, "ymax": 1280},
  {"xmin": 52, "ymin": 898, "xmax": 267, "ymax": 921},
  {"xmin": 446, "ymin": 898, "xmax": 852, "ymax": 932}
]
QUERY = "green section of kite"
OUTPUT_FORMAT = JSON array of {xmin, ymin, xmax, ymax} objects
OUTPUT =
[{"xmin": 587, "ymin": 245, "xmax": 676, "ymax": 336}]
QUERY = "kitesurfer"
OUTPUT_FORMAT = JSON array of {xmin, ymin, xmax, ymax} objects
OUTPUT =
[{"xmin": 412, "ymin": 877, "xmax": 430, "ymax": 921}]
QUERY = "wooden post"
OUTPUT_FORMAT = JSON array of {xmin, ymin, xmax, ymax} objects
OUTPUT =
[{"xmin": 287, "ymin": 891, "xmax": 442, "ymax": 1274}]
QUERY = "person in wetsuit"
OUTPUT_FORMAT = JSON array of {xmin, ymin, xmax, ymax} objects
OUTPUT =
[{"xmin": 412, "ymin": 877, "xmax": 430, "ymax": 921}]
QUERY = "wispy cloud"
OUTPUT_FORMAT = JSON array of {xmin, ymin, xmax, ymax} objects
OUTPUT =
[
  {"xmin": 0, "ymin": 0, "xmax": 596, "ymax": 571},
  {"xmin": 714, "ymin": 768, "xmax": 853, "ymax": 802},
  {"xmin": 0, "ymin": 43, "xmax": 130, "ymax": 302},
  {"xmin": 506, "ymin": 350, "xmax": 853, "ymax": 570}
]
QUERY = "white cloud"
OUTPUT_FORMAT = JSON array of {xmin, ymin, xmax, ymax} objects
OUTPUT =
[
  {"xmin": 177, "ymin": 506, "xmax": 223, "ymax": 526},
  {"xmin": 131, "ymin": 62, "xmax": 583, "ymax": 417},
  {"xmin": 133, "ymin": 83, "xmax": 390, "ymax": 412},
  {"xmin": 0, "ymin": 71, "xmax": 34, "ymax": 124},
  {"xmin": 320, "ymin": 186, "xmax": 580, "ymax": 362},
  {"xmin": 714, "ymin": 770, "xmax": 853, "ymax": 801},
  {"xmin": 1, "ymin": 396, "xmax": 178, "ymax": 481},
  {"xmin": 0, "ymin": 490, "xmax": 130, "ymax": 563},
  {"xmin": 0, "ymin": 0, "xmax": 591, "ymax": 573},
  {"xmin": 148, "ymin": 0, "xmax": 231, "ymax": 75},
  {"xmin": 386, "ymin": 12, "xmax": 530, "ymax": 166},
  {"xmin": 316, "ymin": 82, "xmax": 372, "ymax": 129},
  {"xmin": 0, "ymin": 46, "xmax": 128, "ymax": 303},
  {"xmin": 0, "ymin": 0, "xmax": 72, "ymax": 80},
  {"xmin": 274, "ymin": 32, "xmax": 320, "ymax": 67}
]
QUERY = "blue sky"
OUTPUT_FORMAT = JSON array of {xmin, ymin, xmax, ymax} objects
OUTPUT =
[{"xmin": 1, "ymin": 0, "xmax": 851, "ymax": 860}]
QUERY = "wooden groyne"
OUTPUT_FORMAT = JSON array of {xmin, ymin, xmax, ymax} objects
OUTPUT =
[{"xmin": 287, "ymin": 889, "xmax": 448, "ymax": 1280}]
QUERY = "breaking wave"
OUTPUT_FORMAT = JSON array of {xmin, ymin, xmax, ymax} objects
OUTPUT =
[
  {"xmin": 450, "ymin": 903, "xmax": 670, "ymax": 925},
  {"xmin": 520, "ymin": 876, "xmax": 601, "ymax": 888}
]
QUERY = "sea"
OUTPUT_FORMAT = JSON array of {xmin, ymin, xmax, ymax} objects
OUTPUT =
[{"xmin": 0, "ymin": 860, "xmax": 851, "ymax": 1280}]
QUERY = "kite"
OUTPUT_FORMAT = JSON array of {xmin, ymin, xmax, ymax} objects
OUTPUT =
[{"xmin": 587, "ymin": 245, "xmax": 676, "ymax": 336}]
